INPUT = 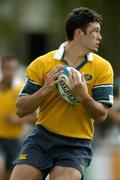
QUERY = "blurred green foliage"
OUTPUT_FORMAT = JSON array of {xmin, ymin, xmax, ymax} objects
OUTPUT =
[
  {"xmin": 51, "ymin": 0, "xmax": 120, "ymax": 75},
  {"xmin": 0, "ymin": 0, "xmax": 119, "ymax": 75}
]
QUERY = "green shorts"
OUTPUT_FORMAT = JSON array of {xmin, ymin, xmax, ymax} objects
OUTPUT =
[
  {"xmin": 0, "ymin": 138, "xmax": 21, "ymax": 169},
  {"xmin": 14, "ymin": 125, "xmax": 93, "ymax": 179}
]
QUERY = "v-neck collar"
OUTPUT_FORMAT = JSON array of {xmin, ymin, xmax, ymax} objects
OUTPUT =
[
  {"xmin": 75, "ymin": 55, "xmax": 88, "ymax": 70},
  {"xmin": 54, "ymin": 41, "xmax": 93, "ymax": 70},
  {"xmin": 61, "ymin": 53, "xmax": 88, "ymax": 70}
]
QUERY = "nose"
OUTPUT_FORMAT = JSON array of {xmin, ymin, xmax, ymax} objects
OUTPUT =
[{"xmin": 98, "ymin": 33, "xmax": 102, "ymax": 41}]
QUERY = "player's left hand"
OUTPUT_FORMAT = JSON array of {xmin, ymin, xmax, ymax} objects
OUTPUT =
[{"xmin": 66, "ymin": 69, "xmax": 88, "ymax": 102}]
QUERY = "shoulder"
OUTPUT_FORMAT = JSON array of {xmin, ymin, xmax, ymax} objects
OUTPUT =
[
  {"xmin": 91, "ymin": 53, "xmax": 113, "ymax": 85},
  {"xmin": 92, "ymin": 53, "xmax": 113, "ymax": 74},
  {"xmin": 29, "ymin": 50, "xmax": 56, "ymax": 67},
  {"xmin": 26, "ymin": 50, "xmax": 59, "ymax": 77},
  {"xmin": 92, "ymin": 53, "xmax": 112, "ymax": 68},
  {"xmin": 25, "ymin": 50, "xmax": 58, "ymax": 83}
]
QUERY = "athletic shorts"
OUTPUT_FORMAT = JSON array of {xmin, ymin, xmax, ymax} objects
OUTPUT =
[
  {"xmin": 0, "ymin": 138, "xmax": 21, "ymax": 169},
  {"xmin": 14, "ymin": 125, "xmax": 93, "ymax": 179}
]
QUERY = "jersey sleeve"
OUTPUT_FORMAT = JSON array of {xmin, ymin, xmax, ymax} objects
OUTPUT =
[
  {"xmin": 19, "ymin": 58, "xmax": 44, "ymax": 96},
  {"xmin": 93, "ymin": 61, "xmax": 114, "ymax": 107}
]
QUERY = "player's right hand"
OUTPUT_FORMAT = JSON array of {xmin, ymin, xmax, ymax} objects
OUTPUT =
[{"xmin": 42, "ymin": 65, "xmax": 64, "ymax": 96}]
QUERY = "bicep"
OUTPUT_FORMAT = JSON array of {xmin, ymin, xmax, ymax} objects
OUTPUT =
[
  {"xmin": 19, "ymin": 78, "xmax": 42, "ymax": 96},
  {"xmin": 93, "ymin": 84, "xmax": 113, "ymax": 108},
  {"xmin": 93, "ymin": 62, "xmax": 114, "ymax": 108},
  {"xmin": 21, "ymin": 58, "xmax": 44, "ymax": 96}
]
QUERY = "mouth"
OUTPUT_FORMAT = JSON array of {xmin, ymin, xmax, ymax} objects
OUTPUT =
[
  {"xmin": 96, "ymin": 41, "xmax": 100, "ymax": 46},
  {"xmin": 96, "ymin": 43, "xmax": 100, "ymax": 48}
]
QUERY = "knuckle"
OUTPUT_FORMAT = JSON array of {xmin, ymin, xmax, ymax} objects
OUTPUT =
[
  {"xmin": 46, "ymin": 73, "xmax": 49, "ymax": 78},
  {"xmin": 73, "ymin": 83, "xmax": 79, "ymax": 88},
  {"xmin": 70, "ymin": 85, "xmax": 75, "ymax": 91}
]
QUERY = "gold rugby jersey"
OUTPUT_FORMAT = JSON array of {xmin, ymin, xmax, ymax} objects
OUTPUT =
[
  {"xmin": 0, "ymin": 82, "xmax": 23, "ymax": 139},
  {"xmin": 20, "ymin": 42, "xmax": 113, "ymax": 139}
]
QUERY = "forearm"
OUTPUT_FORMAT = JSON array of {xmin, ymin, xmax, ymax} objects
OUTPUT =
[
  {"xmin": 16, "ymin": 65, "xmax": 63, "ymax": 117},
  {"xmin": 80, "ymin": 94, "xmax": 108, "ymax": 123},
  {"xmin": 21, "ymin": 113, "xmax": 37, "ymax": 123},
  {"xmin": 8, "ymin": 113, "xmax": 37, "ymax": 124},
  {"xmin": 16, "ymin": 86, "xmax": 47, "ymax": 117},
  {"xmin": 108, "ymin": 108, "xmax": 120, "ymax": 122}
]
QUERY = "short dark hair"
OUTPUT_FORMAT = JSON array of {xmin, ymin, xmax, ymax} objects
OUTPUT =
[
  {"xmin": 65, "ymin": 7, "xmax": 102, "ymax": 40},
  {"xmin": 1, "ymin": 54, "xmax": 18, "ymax": 68}
]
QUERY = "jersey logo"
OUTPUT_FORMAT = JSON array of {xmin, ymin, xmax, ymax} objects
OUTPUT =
[
  {"xmin": 109, "ymin": 95, "xmax": 113, "ymax": 103},
  {"xmin": 19, "ymin": 153, "xmax": 28, "ymax": 160},
  {"xmin": 84, "ymin": 74, "xmax": 93, "ymax": 81}
]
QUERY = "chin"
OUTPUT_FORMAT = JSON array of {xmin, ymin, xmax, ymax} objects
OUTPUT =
[
  {"xmin": 87, "ymin": 46, "xmax": 99, "ymax": 53},
  {"xmin": 91, "ymin": 47, "xmax": 98, "ymax": 53},
  {"xmin": 94, "ymin": 49, "xmax": 98, "ymax": 53}
]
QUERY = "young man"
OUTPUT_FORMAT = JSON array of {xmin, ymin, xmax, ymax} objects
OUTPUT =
[
  {"xmin": 10, "ymin": 7, "xmax": 113, "ymax": 180},
  {"xmin": 0, "ymin": 55, "xmax": 37, "ymax": 180}
]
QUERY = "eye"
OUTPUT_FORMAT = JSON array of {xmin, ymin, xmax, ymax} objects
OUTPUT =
[
  {"xmin": 88, "ymin": 27, "xmax": 101, "ymax": 35},
  {"xmin": 94, "ymin": 29, "xmax": 99, "ymax": 33}
]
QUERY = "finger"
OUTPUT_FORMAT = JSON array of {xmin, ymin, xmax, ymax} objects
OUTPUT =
[
  {"xmin": 54, "ymin": 70, "xmax": 64, "ymax": 80},
  {"xmin": 54, "ymin": 79, "xmax": 70, "ymax": 89},
  {"xmin": 67, "ymin": 69, "xmax": 74, "ymax": 84},
  {"xmin": 53, "ymin": 65, "xmax": 64, "ymax": 72},
  {"xmin": 46, "ymin": 66, "xmax": 64, "ymax": 79},
  {"xmin": 47, "ymin": 70, "xmax": 63, "ymax": 82},
  {"xmin": 81, "ymin": 73, "xmax": 86, "ymax": 83},
  {"xmin": 71, "ymin": 69, "xmax": 80, "ymax": 84},
  {"xmin": 56, "ymin": 77, "xmax": 69, "ymax": 86},
  {"xmin": 67, "ymin": 68, "xmax": 72, "ymax": 79},
  {"xmin": 53, "ymin": 78, "xmax": 65, "ymax": 86}
]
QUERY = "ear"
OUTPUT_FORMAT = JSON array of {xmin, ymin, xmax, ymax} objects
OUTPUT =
[{"xmin": 74, "ymin": 28, "xmax": 84, "ymax": 38}]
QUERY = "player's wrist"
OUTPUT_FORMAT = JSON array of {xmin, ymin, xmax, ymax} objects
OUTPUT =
[
  {"xmin": 40, "ymin": 85, "xmax": 50, "ymax": 97},
  {"xmin": 78, "ymin": 92, "xmax": 90, "ymax": 103}
]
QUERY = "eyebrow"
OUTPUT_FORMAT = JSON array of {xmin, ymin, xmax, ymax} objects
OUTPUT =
[{"xmin": 88, "ymin": 27, "xmax": 100, "ymax": 34}]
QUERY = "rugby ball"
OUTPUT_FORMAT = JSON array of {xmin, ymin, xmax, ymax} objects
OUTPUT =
[{"xmin": 56, "ymin": 66, "xmax": 81, "ymax": 105}]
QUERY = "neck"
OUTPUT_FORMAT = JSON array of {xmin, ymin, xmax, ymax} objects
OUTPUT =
[
  {"xmin": 0, "ymin": 79, "xmax": 12, "ymax": 90},
  {"xmin": 64, "ymin": 41, "xmax": 89, "ymax": 67}
]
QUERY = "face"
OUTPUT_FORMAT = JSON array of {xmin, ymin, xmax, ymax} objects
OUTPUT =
[
  {"xmin": 2, "ymin": 59, "xmax": 18, "ymax": 83},
  {"xmin": 78, "ymin": 22, "xmax": 102, "ymax": 53}
]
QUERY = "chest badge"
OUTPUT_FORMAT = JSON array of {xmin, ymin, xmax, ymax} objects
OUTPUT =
[{"xmin": 84, "ymin": 74, "xmax": 93, "ymax": 81}]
